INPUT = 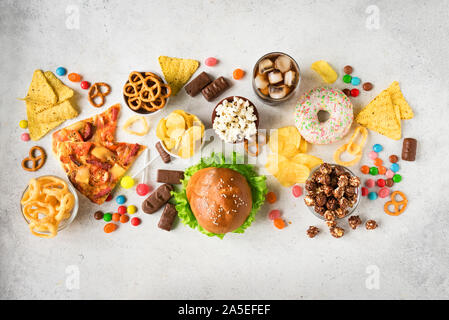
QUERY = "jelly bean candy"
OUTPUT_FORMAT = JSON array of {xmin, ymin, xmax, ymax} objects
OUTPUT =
[
  {"xmin": 378, "ymin": 166, "xmax": 387, "ymax": 175},
  {"xmin": 393, "ymin": 174, "xmax": 402, "ymax": 183},
  {"xmin": 343, "ymin": 74, "xmax": 352, "ymax": 83},
  {"xmin": 131, "ymin": 217, "xmax": 141, "ymax": 226},
  {"xmin": 68, "ymin": 73, "xmax": 81, "ymax": 82},
  {"xmin": 374, "ymin": 158, "xmax": 383, "ymax": 166},
  {"xmin": 127, "ymin": 205, "xmax": 137, "ymax": 215},
  {"xmin": 369, "ymin": 167, "xmax": 378, "ymax": 175},
  {"xmin": 106, "ymin": 194, "xmax": 113, "ymax": 202},
  {"xmin": 350, "ymin": 88, "xmax": 360, "ymax": 97},
  {"xmin": 360, "ymin": 165, "xmax": 370, "ymax": 174},
  {"xmin": 112, "ymin": 213, "xmax": 120, "ymax": 222},
  {"xmin": 103, "ymin": 213, "xmax": 112, "ymax": 222},
  {"xmin": 120, "ymin": 215, "xmax": 130, "ymax": 223},
  {"xmin": 377, "ymin": 179, "xmax": 386, "ymax": 187},
  {"xmin": 117, "ymin": 206, "xmax": 127, "ymax": 214},
  {"xmin": 55, "ymin": 67, "xmax": 67, "ymax": 76},
  {"xmin": 368, "ymin": 151, "xmax": 378, "ymax": 160},
  {"xmin": 104, "ymin": 223, "xmax": 118, "ymax": 233},
  {"xmin": 116, "ymin": 195, "xmax": 126, "ymax": 204},
  {"xmin": 21, "ymin": 133, "xmax": 30, "ymax": 141},
  {"xmin": 273, "ymin": 218, "xmax": 286, "ymax": 229},
  {"xmin": 233, "ymin": 68, "xmax": 245, "ymax": 80},
  {"xmin": 80, "ymin": 81, "xmax": 90, "ymax": 90},
  {"xmin": 136, "ymin": 183, "xmax": 151, "ymax": 196},
  {"xmin": 368, "ymin": 192, "xmax": 378, "ymax": 200},
  {"xmin": 266, "ymin": 192, "xmax": 277, "ymax": 204},
  {"xmin": 268, "ymin": 210, "xmax": 281, "ymax": 220},
  {"xmin": 373, "ymin": 144, "xmax": 383, "ymax": 152},
  {"xmin": 378, "ymin": 187, "xmax": 390, "ymax": 198},
  {"xmin": 390, "ymin": 163, "xmax": 400, "ymax": 172},
  {"xmin": 292, "ymin": 185, "xmax": 303, "ymax": 198},
  {"xmin": 19, "ymin": 120, "xmax": 28, "ymax": 129},
  {"xmin": 386, "ymin": 169, "xmax": 395, "ymax": 179},
  {"xmin": 120, "ymin": 175, "xmax": 135, "ymax": 189},
  {"xmin": 365, "ymin": 179, "xmax": 375, "ymax": 188},
  {"xmin": 351, "ymin": 77, "xmax": 361, "ymax": 86},
  {"xmin": 205, "ymin": 57, "xmax": 218, "ymax": 66},
  {"xmin": 361, "ymin": 187, "xmax": 369, "ymax": 196}
]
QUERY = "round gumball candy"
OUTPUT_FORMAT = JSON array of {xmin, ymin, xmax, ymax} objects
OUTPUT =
[
  {"xmin": 93, "ymin": 210, "xmax": 104, "ymax": 220},
  {"xmin": 368, "ymin": 191, "xmax": 378, "ymax": 200},
  {"xmin": 233, "ymin": 68, "xmax": 245, "ymax": 80},
  {"xmin": 292, "ymin": 185, "xmax": 303, "ymax": 198},
  {"xmin": 377, "ymin": 179, "xmax": 386, "ymax": 187},
  {"xmin": 373, "ymin": 144, "xmax": 383, "ymax": 152},
  {"xmin": 21, "ymin": 133, "xmax": 30, "ymax": 141},
  {"xmin": 80, "ymin": 81, "xmax": 90, "ymax": 90},
  {"xmin": 368, "ymin": 151, "xmax": 378, "ymax": 160},
  {"xmin": 389, "ymin": 155, "xmax": 399, "ymax": 163},
  {"xmin": 112, "ymin": 213, "xmax": 120, "ymax": 222},
  {"xmin": 117, "ymin": 205, "xmax": 127, "ymax": 214},
  {"xmin": 351, "ymin": 77, "xmax": 361, "ymax": 86},
  {"xmin": 378, "ymin": 187, "xmax": 390, "ymax": 198},
  {"xmin": 266, "ymin": 191, "xmax": 277, "ymax": 203},
  {"xmin": 393, "ymin": 174, "xmax": 402, "ymax": 183},
  {"xmin": 116, "ymin": 195, "xmax": 126, "ymax": 205},
  {"xmin": 369, "ymin": 167, "xmax": 378, "ymax": 175},
  {"xmin": 273, "ymin": 218, "xmax": 286, "ymax": 229},
  {"xmin": 343, "ymin": 74, "xmax": 352, "ymax": 83},
  {"xmin": 127, "ymin": 205, "xmax": 137, "ymax": 214},
  {"xmin": 360, "ymin": 165, "xmax": 370, "ymax": 174},
  {"xmin": 136, "ymin": 183, "xmax": 151, "ymax": 196},
  {"xmin": 68, "ymin": 72, "xmax": 82, "ymax": 82},
  {"xmin": 269, "ymin": 210, "xmax": 281, "ymax": 221},
  {"xmin": 378, "ymin": 166, "xmax": 387, "ymax": 175},
  {"xmin": 374, "ymin": 158, "xmax": 383, "ymax": 166},
  {"xmin": 390, "ymin": 163, "xmax": 400, "ymax": 172},
  {"xmin": 55, "ymin": 67, "xmax": 67, "ymax": 76},
  {"xmin": 106, "ymin": 194, "xmax": 113, "ymax": 202},
  {"xmin": 350, "ymin": 88, "xmax": 360, "ymax": 97},
  {"xmin": 103, "ymin": 212, "xmax": 112, "ymax": 222},
  {"xmin": 131, "ymin": 217, "xmax": 141, "ymax": 226},
  {"xmin": 361, "ymin": 187, "xmax": 369, "ymax": 196},
  {"xmin": 386, "ymin": 169, "xmax": 395, "ymax": 179},
  {"xmin": 385, "ymin": 178, "xmax": 394, "ymax": 187},
  {"xmin": 205, "ymin": 57, "xmax": 218, "ymax": 66},
  {"xmin": 19, "ymin": 120, "xmax": 28, "ymax": 129},
  {"xmin": 365, "ymin": 179, "xmax": 375, "ymax": 188},
  {"xmin": 120, "ymin": 175, "xmax": 135, "ymax": 189},
  {"xmin": 120, "ymin": 215, "xmax": 129, "ymax": 223}
]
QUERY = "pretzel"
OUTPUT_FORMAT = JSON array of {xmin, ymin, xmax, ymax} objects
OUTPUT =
[
  {"xmin": 244, "ymin": 133, "xmax": 266, "ymax": 157},
  {"xmin": 384, "ymin": 191, "xmax": 408, "ymax": 216},
  {"xmin": 88, "ymin": 82, "xmax": 111, "ymax": 108},
  {"xmin": 22, "ymin": 146, "xmax": 46, "ymax": 172},
  {"xmin": 333, "ymin": 126, "xmax": 368, "ymax": 166}
]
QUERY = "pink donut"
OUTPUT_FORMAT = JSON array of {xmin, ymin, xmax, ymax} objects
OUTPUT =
[{"xmin": 295, "ymin": 87, "xmax": 353, "ymax": 144}]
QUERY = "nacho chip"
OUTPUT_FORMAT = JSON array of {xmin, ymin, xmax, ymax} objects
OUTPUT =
[
  {"xmin": 158, "ymin": 56, "xmax": 199, "ymax": 95},
  {"xmin": 25, "ymin": 70, "xmax": 58, "ymax": 105},
  {"xmin": 29, "ymin": 100, "xmax": 78, "ymax": 123},
  {"xmin": 44, "ymin": 71, "xmax": 74, "ymax": 102},
  {"xmin": 28, "ymin": 117, "xmax": 64, "ymax": 141},
  {"xmin": 387, "ymin": 81, "xmax": 414, "ymax": 120}
]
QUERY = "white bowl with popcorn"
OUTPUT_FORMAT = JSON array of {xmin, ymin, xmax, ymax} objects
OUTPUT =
[{"xmin": 211, "ymin": 96, "xmax": 259, "ymax": 144}]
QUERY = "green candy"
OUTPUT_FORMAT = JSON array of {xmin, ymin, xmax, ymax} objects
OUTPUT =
[
  {"xmin": 393, "ymin": 174, "xmax": 402, "ymax": 183},
  {"xmin": 343, "ymin": 74, "xmax": 352, "ymax": 83},
  {"xmin": 103, "ymin": 213, "xmax": 112, "ymax": 222},
  {"xmin": 369, "ymin": 167, "xmax": 378, "ymax": 175}
]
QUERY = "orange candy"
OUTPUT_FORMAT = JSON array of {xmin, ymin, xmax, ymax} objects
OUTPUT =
[
  {"xmin": 266, "ymin": 191, "xmax": 277, "ymax": 204},
  {"xmin": 273, "ymin": 218, "xmax": 286, "ymax": 229},
  {"xmin": 120, "ymin": 214, "xmax": 129, "ymax": 223},
  {"xmin": 112, "ymin": 213, "xmax": 120, "ymax": 222},
  {"xmin": 360, "ymin": 165, "xmax": 370, "ymax": 174},
  {"xmin": 374, "ymin": 158, "xmax": 383, "ymax": 166},
  {"xmin": 233, "ymin": 68, "xmax": 245, "ymax": 80},
  {"xmin": 104, "ymin": 223, "xmax": 118, "ymax": 233},
  {"xmin": 378, "ymin": 166, "xmax": 387, "ymax": 175},
  {"xmin": 68, "ymin": 73, "xmax": 82, "ymax": 82}
]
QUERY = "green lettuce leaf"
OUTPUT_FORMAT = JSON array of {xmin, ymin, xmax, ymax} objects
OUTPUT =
[{"xmin": 172, "ymin": 152, "xmax": 268, "ymax": 239}]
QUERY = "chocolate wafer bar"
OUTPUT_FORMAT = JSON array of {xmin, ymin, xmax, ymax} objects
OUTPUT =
[
  {"xmin": 202, "ymin": 76, "xmax": 229, "ymax": 101},
  {"xmin": 157, "ymin": 169, "xmax": 184, "ymax": 184},
  {"xmin": 158, "ymin": 203, "xmax": 177, "ymax": 231},
  {"xmin": 156, "ymin": 141, "xmax": 171, "ymax": 163},
  {"xmin": 185, "ymin": 72, "xmax": 212, "ymax": 97},
  {"xmin": 142, "ymin": 184, "xmax": 173, "ymax": 214}
]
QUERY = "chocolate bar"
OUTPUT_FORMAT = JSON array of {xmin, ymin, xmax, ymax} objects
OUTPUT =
[
  {"xmin": 185, "ymin": 72, "xmax": 212, "ymax": 97},
  {"xmin": 201, "ymin": 76, "xmax": 229, "ymax": 101},
  {"xmin": 155, "ymin": 141, "xmax": 171, "ymax": 163},
  {"xmin": 142, "ymin": 184, "xmax": 173, "ymax": 214},
  {"xmin": 402, "ymin": 138, "xmax": 417, "ymax": 161},
  {"xmin": 158, "ymin": 203, "xmax": 177, "ymax": 231},
  {"xmin": 157, "ymin": 169, "xmax": 184, "ymax": 184}
]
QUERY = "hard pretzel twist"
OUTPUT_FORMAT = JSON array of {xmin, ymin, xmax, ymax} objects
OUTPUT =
[
  {"xmin": 22, "ymin": 146, "xmax": 46, "ymax": 172},
  {"xmin": 244, "ymin": 133, "xmax": 266, "ymax": 157},
  {"xmin": 384, "ymin": 191, "xmax": 408, "ymax": 216},
  {"xmin": 88, "ymin": 82, "xmax": 111, "ymax": 108}
]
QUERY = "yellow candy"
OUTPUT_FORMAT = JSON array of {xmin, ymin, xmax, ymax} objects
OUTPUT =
[
  {"xmin": 120, "ymin": 175, "xmax": 135, "ymax": 189},
  {"xmin": 19, "ymin": 120, "xmax": 28, "ymax": 129},
  {"xmin": 127, "ymin": 205, "xmax": 137, "ymax": 214},
  {"xmin": 311, "ymin": 60, "xmax": 338, "ymax": 84}
]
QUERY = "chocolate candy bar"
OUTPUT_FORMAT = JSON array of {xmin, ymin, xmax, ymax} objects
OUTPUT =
[
  {"xmin": 201, "ymin": 76, "xmax": 229, "ymax": 101},
  {"xmin": 185, "ymin": 72, "xmax": 212, "ymax": 97},
  {"xmin": 156, "ymin": 141, "xmax": 171, "ymax": 163},
  {"xmin": 142, "ymin": 184, "xmax": 173, "ymax": 214},
  {"xmin": 158, "ymin": 203, "xmax": 177, "ymax": 231},
  {"xmin": 402, "ymin": 138, "xmax": 417, "ymax": 161},
  {"xmin": 157, "ymin": 169, "xmax": 184, "ymax": 184}
]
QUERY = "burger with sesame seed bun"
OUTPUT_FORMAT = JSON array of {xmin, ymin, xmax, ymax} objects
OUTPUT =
[{"xmin": 173, "ymin": 153, "xmax": 267, "ymax": 238}]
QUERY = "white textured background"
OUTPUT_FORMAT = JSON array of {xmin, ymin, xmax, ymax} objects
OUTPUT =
[{"xmin": 1, "ymin": 0, "xmax": 448, "ymax": 299}]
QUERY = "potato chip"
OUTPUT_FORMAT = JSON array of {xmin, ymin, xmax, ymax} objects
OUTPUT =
[
  {"xmin": 299, "ymin": 137, "xmax": 308, "ymax": 153},
  {"xmin": 290, "ymin": 153, "xmax": 323, "ymax": 170},
  {"xmin": 156, "ymin": 118, "xmax": 168, "ymax": 140},
  {"xmin": 311, "ymin": 60, "xmax": 338, "ymax": 84},
  {"xmin": 25, "ymin": 70, "xmax": 58, "ymax": 105},
  {"xmin": 158, "ymin": 56, "xmax": 200, "ymax": 95},
  {"xmin": 166, "ymin": 112, "xmax": 185, "ymax": 130},
  {"xmin": 268, "ymin": 126, "xmax": 302, "ymax": 158},
  {"xmin": 265, "ymin": 154, "xmax": 288, "ymax": 176}
]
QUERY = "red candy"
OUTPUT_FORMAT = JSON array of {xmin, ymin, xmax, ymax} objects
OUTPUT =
[
  {"xmin": 68, "ymin": 73, "xmax": 82, "ymax": 82},
  {"xmin": 377, "ymin": 179, "xmax": 386, "ymax": 187},
  {"xmin": 268, "ymin": 210, "xmax": 281, "ymax": 221},
  {"xmin": 361, "ymin": 187, "xmax": 369, "ymax": 196},
  {"xmin": 80, "ymin": 81, "xmax": 90, "ymax": 89},
  {"xmin": 365, "ymin": 179, "xmax": 375, "ymax": 188},
  {"xmin": 106, "ymin": 194, "xmax": 113, "ymax": 202},
  {"xmin": 378, "ymin": 187, "xmax": 390, "ymax": 198},
  {"xmin": 131, "ymin": 217, "xmax": 141, "ymax": 226},
  {"xmin": 205, "ymin": 57, "xmax": 218, "ymax": 66},
  {"xmin": 350, "ymin": 88, "xmax": 360, "ymax": 97},
  {"xmin": 292, "ymin": 185, "xmax": 303, "ymax": 198},
  {"xmin": 117, "ymin": 205, "xmax": 127, "ymax": 214},
  {"xmin": 136, "ymin": 183, "xmax": 151, "ymax": 196}
]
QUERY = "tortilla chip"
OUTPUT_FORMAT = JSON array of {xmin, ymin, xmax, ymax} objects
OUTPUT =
[
  {"xmin": 387, "ymin": 81, "xmax": 414, "ymax": 120},
  {"xmin": 158, "ymin": 56, "xmax": 199, "ymax": 95},
  {"xmin": 356, "ymin": 90, "xmax": 402, "ymax": 140},
  {"xmin": 44, "ymin": 71, "xmax": 74, "ymax": 102},
  {"xmin": 28, "ymin": 100, "xmax": 78, "ymax": 123},
  {"xmin": 28, "ymin": 117, "xmax": 64, "ymax": 141},
  {"xmin": 25, "ymin": 70, "xmax": 58, "ymax": 105}
]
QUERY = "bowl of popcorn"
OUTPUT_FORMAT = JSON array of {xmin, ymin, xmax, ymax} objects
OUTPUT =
[
  {"xmin": 212, "ymin": 96, "xmax": 259, "ymax": 144},
  {"xmin": 303, "ymin": 163, "xmax": 361, "ymax": 222}
]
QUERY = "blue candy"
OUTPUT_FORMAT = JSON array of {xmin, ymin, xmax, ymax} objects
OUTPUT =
[
  {"xmin": 390, "ymin": 163, "xmax": 400, "ymax": 172},
  {"xmin": 373, "ymin": 144, "xmax": 383, "ymax": 152},
  {"xmin": 116, "ymin": 195, "xmax": 126, "ymax": 205},
  {"xmin": 368, "ymin": 191, "xmax": 378, "ymax": 200},
  {"xmin": 56, "ymin": 67, "xmax": 67, "ymax": 76},
  {"xmin": 351, "ymin": 77, "xmax": 361, "ymax": 86}
]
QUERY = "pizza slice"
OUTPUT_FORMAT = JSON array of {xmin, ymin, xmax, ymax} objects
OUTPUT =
[
  {"xmin": 56, "ymin": 140, "xmax": 145, "ymax": 204},
  {"xmin": 52, "ymin": 104, "xmax": 120, "ymax": 155}
]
